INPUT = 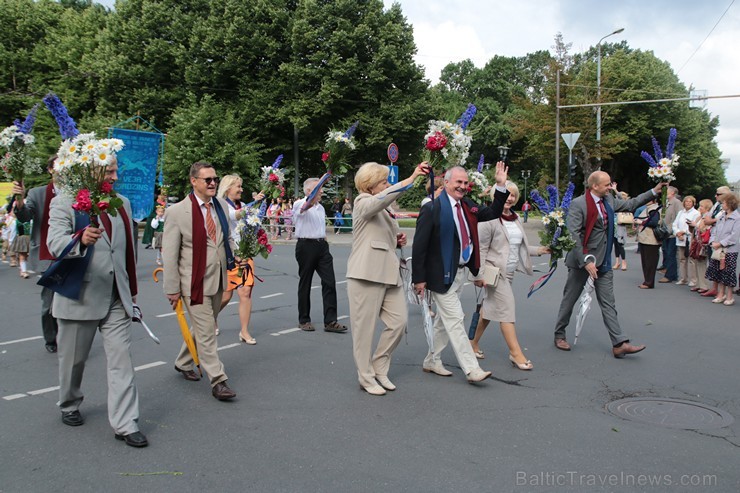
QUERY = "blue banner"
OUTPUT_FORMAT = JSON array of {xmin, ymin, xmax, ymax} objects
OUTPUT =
[{"xmin": 111, "ymin": 128, "xmax": 163, "ymax": 221}]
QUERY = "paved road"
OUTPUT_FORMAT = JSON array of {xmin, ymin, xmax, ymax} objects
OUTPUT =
[{"xmin": 0, "ymin": 225, "xmax": 738, "ymax": 492}]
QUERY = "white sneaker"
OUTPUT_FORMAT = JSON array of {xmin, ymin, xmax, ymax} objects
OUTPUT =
[{"xmin": 466, "ymin": 368, "xmax": 492, "ymax": 383}]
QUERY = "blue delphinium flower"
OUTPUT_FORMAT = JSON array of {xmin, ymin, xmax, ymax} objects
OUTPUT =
[
  {"xmin": 561, "ymin": 182, "xmax": 576, "ymax": 214},
  {"xmin": 342, "ymin": 121, "xmax": 359, "ymax": 139},
  {"xmin": 665, "ymin": 128, "xmax": 677, "ymax": 158},
  {"xmin": 551, "ymin": 226, "xmax": 562, "ymax": 247},
  {"xmin": 456, "ymin": 103, "xmax": 477, "ymax": 130},
  {"xmin": 530, "ymin": 190, "xmax": 550, "ymax": 213},
  {"xmin": 546, "ymin": 184, "xmax": 559, "ymax": 212},
  {"xmin": 641, "ymin": 150, "xmax": 658, "ymax": 167},
  {"xmin": 272, "ymin": 154, "xmax": 283, "ymax": 169},
  {"xmin": 477, "ymin": 154, "xmax": 485, "ymax": 173},
  {"xmin": 13, "ymin": 104, "xmax": 39, "ymax": 135},
  {"xmin": 42, "ymin": 93, "xmax": 79, "ymax": 140},
  {"xmin": 651, "ymin": 136, "xmax": 663, "ymax": 161}
]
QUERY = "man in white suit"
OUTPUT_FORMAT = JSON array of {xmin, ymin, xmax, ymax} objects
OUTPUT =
[{"xmin": 47, "ymin": 158, "xmax": 147, "ymax": 448}]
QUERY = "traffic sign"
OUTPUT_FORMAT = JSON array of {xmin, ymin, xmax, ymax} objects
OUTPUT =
[
  {"xmin": 561, "ymin": 132, "xmax": 580, "ymax": 150},
  {"xmin": 387, "ymin": 143, "xmax": 399, "ymax": 163},
  {"xmin": 387, "ymin": 165, "xmax": 398, "ymax": 184}
]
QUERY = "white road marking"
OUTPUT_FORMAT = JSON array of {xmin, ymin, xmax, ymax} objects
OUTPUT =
[
  {"xmin": 311, "ymin": 285, "xmax": 320, "ymax": 290},
  {"xmin": 218, "ymin": 343, "xmax": 240, "ymax": 350},
  {"xmin": 3, "ymin": 394, "xmax": 26, "ymax": 401},
  {"xmin": 270, "ymin": 333, "xmax": 281, "ymax": 336},
  {"xmin": 134, "ymin": 361, "xmax": 166, "ymax": 371},
  {"xmin": 278, "ymin": 328, "xmax": 301, "ymax": 335},
  {"xmin": 227, "ymin": 301, "xmax": 238, "ymax": 306},
  {"xmin": 27, "ymin": 386, "xmax": 59, "ymax": 396},
  {"xmin": 260, "ymin": 293, "xmax": 282, "ymax": 299},
  {"xmin": 463, "ymin": 282, "xmax": 471, "ymax": 286},
  {"xmin": 336, "ymin": 280, "xmax": 347, "ymax": 284},
  {"xmin": 155, "ymin": 312, "xmax": 176, "ymax": 318},
  {"xmin": 0, "ymin": 336, "xmax": 43, "ymax": 346},
  {"xmin": 337, "ymin": 315, "xmax": 349, "ymax": 320}
]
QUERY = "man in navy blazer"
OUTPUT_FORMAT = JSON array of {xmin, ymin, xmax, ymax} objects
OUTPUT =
[{"xmin": 412, "ymin": 163, "xmax": 509, "ymax": 383}]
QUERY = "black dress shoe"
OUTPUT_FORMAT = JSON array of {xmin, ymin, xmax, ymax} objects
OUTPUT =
[
  {"xmin": 45, "ymin": 344, "xmax": 57, "ymax": 353},
  {"xmin": 212, "ymin": 381, "xmax": 236, "ymax": 401},
  {"xmin": 115, "ymin": 431, "xmax": 149, "ymax": 448},
  {"xmin": 175, "ymin": 365, "xmax": 200, "ymax": 381},
  {"xmin": 61, "ymin": 410, "xmax": 84, "ymax": 426}
]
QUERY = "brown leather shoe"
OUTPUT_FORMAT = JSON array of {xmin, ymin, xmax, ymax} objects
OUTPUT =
[
  {"xmin": 324, "ymin": 321, "xmax": 348, "ymax": 333},
  {"xmin": 299, "ymin": 322, "xmax": 315, "ymax": 331},
  {"xmin": 175, "ymin": 365, "xmax": 200, "ymax": 382},
  {"xmin": 554, "ymin": 339, "xmax": 571, "ymax": 351},
  {"xmin": 212, "ymin": 381, "xmax": 236, "ymax": 401},
  {"xmin": 612, "ymin": 343, "xmax": 646, "ymax": 359},
  {"xmin": 658, "ymin": 277, "xmax": 671, "ymax": 283}
]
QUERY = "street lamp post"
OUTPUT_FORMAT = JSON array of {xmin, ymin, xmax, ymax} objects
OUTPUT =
[
  {"xmin": 596, "ymin": 27, "xmax": 624, "ymax": 169},
  {"xmin": 520, "ymin": 169, "xmax": 531, "ymax": 203},
  {"xmin": 497, "ymin": 145, "xmax": 510, "ymax": 164}
]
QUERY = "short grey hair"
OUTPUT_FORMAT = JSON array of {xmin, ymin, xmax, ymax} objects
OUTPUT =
[
  {"xmin": 303, "ymin": 177, "xmax": 320, "ymax": 196},
  {"xmin": 444, "ymin": 166, "xmax": 466, "ymax": 181}
]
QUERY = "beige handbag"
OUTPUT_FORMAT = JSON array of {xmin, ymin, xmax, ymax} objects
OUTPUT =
[
  {"xmin": 711, "ymin": 247, "xmax": 725, "ymax": 261},
  {"xmin": 468, "ymin": 261, "xmax": 500, "ymax": 287},
  {"xmin": 616, "ymin": 212, "xmax": 634, "ymax": 225}
]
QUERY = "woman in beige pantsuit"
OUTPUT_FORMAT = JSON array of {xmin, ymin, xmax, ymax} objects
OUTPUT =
[
  {"xmin": 347, "ymin": 161, "xmax": 429, "ymax": 396},
  {"xmin": 470, "ymin": 181, "xmax": 548, "ymax": 370}
]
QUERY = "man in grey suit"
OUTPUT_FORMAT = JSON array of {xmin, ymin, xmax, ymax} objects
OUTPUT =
[
  {"xmin": 46, "ymin": 158, "xmax": 147, "ymax": 448},
  {"xmin": 13, "ymin": 156, "xmax": 59, "ymax": 353},
  {"xmin": 553, "ymin": 171, "xmax": 666, "ymax": 358}
]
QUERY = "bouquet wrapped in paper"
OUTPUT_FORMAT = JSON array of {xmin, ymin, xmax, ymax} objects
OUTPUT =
[
  {"xmin": 527, "ymin": 182, "xmax": 576, "ymax": 297},
  {"xmin": 1, "ymin": 105, "xmax": 41, "ymax": 193}
]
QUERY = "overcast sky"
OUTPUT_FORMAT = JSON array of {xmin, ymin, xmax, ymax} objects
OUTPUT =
[{"xmin": 96, "ymin": 0, "xmax": 740, "ymax": 182}]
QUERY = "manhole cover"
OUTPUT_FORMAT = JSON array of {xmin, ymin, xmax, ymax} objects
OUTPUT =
[{"xmin": 606, "ymin": 398, "xmax": 734, "ymax": 430}]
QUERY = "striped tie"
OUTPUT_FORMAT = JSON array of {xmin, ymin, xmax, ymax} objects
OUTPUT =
[{"xmin": 205, "ymin": 202, "xmax": 217, "ymax": 243}]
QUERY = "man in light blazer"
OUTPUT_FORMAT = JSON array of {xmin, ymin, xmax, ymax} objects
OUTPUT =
[
  {"xmin": 412, "ymin": 163, "xmax": 509, "ymax": 383},
  {"xmin": 47, "ymin": 158, "xmax": 147, "ymax": 448},
  {"xmin": 163, "ymin": 161, "xmax": 239, "ymax": 401},
  {"xmin": 553, "ymin": 171, "xmax": 666, "ymax": 357},
  {"xmin": 13, "ymin": 156, "xmax": 59, "ymax": 353}
]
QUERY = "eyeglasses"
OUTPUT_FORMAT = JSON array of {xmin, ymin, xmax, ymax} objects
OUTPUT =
[{"xmin": 196, "ymin": 176, "xmax": 219, "ymax": 185}]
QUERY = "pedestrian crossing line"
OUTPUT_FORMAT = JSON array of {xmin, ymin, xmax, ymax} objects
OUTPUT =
[
  {"xmin": 0, "ymin": 336, "xmax": 44, "ymax": 346},
  {"xmin": 27, "ymin": 386, "xmax": 59, "ymax": 396},
  {"xmin": 3, "ymin": 394, "xmax": 27, "ymax": 401},
  {"xmin": 260, "ymin": 293, "xmax": 283, "ymax": 299},
  {"xmin": 134, "ymin": 361, "xmax": 166, "ymax": 372}
]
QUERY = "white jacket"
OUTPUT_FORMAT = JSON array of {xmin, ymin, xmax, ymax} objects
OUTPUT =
[{"xmin": 673, "ymin": 207, "xmax": 700, "ymax": 246}]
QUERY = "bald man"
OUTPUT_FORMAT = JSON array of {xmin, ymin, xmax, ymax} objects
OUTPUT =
[{"xmin": 553, "ymin": 171, "xmax": 666, "ymax": 358}]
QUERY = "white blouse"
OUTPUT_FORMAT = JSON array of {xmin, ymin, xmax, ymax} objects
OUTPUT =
[{"xmin": 503, "ymin": 220, "xmax": 523, "ymax": 273}]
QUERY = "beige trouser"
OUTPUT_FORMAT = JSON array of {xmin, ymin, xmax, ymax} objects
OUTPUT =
[
  {"xmin": 689, "ymin": 257, "xmax": 708, "ymax": 290},
  {"xmin": 425, "ymin": 269, "xmax": 480, "ymax": 375},
  {"xmin": 347, "ymin": 278, "xmax": 407, "ymax": 388},
  {"xmin": 176, "ymin": 291, "xmax": 227, "ymax": 386},
  {"xmin": 677, "ymin": 245, "xmax": 694, "ymax": 284}
]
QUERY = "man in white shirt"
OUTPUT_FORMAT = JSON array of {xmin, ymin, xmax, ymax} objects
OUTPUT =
[{"xmin": 292, "ymin": 178, "xmax": 347, "ymax": 333}]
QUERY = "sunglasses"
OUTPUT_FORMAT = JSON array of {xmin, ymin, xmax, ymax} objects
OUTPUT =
[{"xmin": 196, "ymin": 176, "xmax": 220, "ymax": 185}]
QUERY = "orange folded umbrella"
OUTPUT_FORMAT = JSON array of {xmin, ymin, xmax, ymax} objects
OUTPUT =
[{"xmin": 153, "ymin": 267, "xmax": 202, "ymax": 376}]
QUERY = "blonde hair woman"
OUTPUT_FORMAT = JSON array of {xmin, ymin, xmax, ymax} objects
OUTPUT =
[
  {"xmin": 346, "ymin": 161, "xmax": 429, "ymax": 395},
  {"xmin": 217, "ymin": 175, "xmax": 264, "ymax": 343},
  {"xmin": 470, "ymin": 181, "xmax": 548, "ymax": 370}
]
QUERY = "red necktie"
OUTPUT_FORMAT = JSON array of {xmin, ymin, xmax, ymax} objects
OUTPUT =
[
  {"xmin": 598, "ymin": 199, "xmax": 608, "ymax": 222},
  {"xmin": 205, "ymin": 203, "xmax": 217, "ymax": 243},
  {"xmin": 456, "ymin": 203, "xmax": 470, "ymax": 252},
  {"xmin": 100, "ymin": 212, "xmax": 113, "ymax": 240}
]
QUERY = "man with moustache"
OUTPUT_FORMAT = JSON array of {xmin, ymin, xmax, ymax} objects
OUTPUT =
[
  {"xmin": 412, "ymin": 162, "xmax": 509, "ymax": 383},
  {"xmin": 163, "ymin": 161, "xmax": 242, "ymax": 401},
  {"xmin": 46, "ymin": 157, "xmax": 146, "ymax": 447}
]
